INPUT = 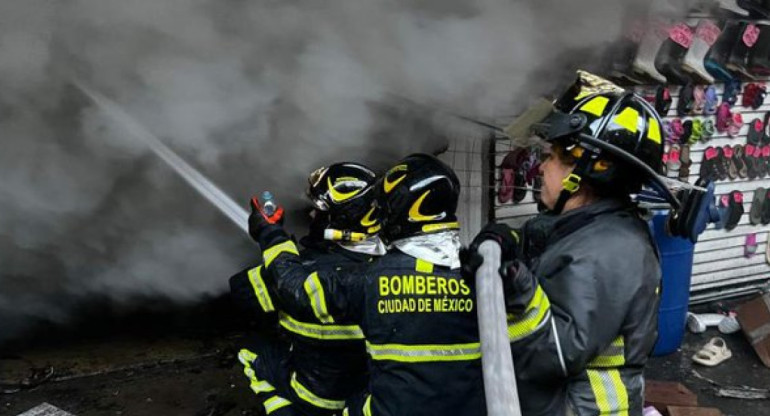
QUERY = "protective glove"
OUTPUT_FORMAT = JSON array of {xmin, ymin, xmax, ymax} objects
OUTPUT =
[
  {"xmin": 248, "ymin": 198, "xmax": 288, "ymax": 248},
  {"xmin": 460, "ymin": 222, "xmax": 535, "ymax": 314},
  {"xmin": 460, "ymin": 222, "xmax": 522, "ymax": 279}
]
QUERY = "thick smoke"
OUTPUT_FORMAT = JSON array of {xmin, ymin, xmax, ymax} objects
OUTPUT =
[{"xmin": 0, "ymin": 0, "xmax": 660, "ymax": 341}]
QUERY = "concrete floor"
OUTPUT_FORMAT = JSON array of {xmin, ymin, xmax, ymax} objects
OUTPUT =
[{"xmin": 646, "ymin": 330, "xmax": 770, "ymax": 415}]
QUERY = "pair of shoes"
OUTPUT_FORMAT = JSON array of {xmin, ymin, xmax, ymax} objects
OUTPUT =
[{"xmin": 692, "ymin": 337, "xmax": 732, "ymax": 366}]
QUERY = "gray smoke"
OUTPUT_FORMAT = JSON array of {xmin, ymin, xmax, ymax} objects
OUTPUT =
[{"xmin": 0, "ymin": 0, "xmax": 660, "ymax": 342}]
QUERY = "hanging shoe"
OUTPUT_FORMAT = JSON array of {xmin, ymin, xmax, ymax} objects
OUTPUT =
[
  {"xmin": 750, "ymin": 187, "xmax": 766, "ymax": 225},
  {"xmin": 725, "ymin": 190, "xmax": 745, "ymax": 231},
  {"xmin": 704, "ymin": 85, "xmax": 719, "ymax": 115},
  {"xmin": 726, "ymin": 22, "xmax": 761, "ymax": 79},
  {"xmin": 716, "ymin": 103, "xmax": 733, "ymax": 133},
  {"xmin": 655, "ymin": 21, "xmax": 694, "ymax": 85},
  {"xmin": 701, "ymin": 118, "xmax": 716, "ymax": 142},
  {"xmin": 677, "ymin": 83, "xmax": 696, "ymax": 116},
  {"xmin": 734, "ymin": 144, "xmax": 748, "ymax": 178},
  {"xmin": 728, "ymin": 112, "xmax": 743, "ymax": 138},
  {"xmin": 723, "ymin": 78, "xmax": 742, "ymax": 105},
  {"xmin": 748, "ymin": 118, "xmax": 764, "ymax": 145},
  {"xmin": 633, "ymin": 20, "xmax": 670, "ymax": 83},
  {"xmin": 683, "ymin": 19, "xmax": 721, "ymax": 83},
  {"xmin": 706, "ymin": 21, "xmax": 743, "ymax": 82},
  {"xmin": 749, "ymin": 22, "xmax": 770, "ymax": 76}
]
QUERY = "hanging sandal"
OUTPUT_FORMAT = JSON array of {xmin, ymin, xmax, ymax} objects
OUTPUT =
[
  {"xmin": 704, "ymin": 85, "xmax": 719, "ymax": 115},
  {"xmin": 701, "ymin": 118, "xmax": 715, "ymax": 142},
  {"xmin": 692, "ymin": 337, "xmax": 732, "ymax": 367},
  {"xmin": 689, "ymin": 119, "xmax": 703, "ymax": 144},
  {"xmin": 728, "ymin": 113, "xmax": 744, "ymax": 138},
  {"xmin": 733, "ymin": 144, "xmax": 748, "ymax": 178}
]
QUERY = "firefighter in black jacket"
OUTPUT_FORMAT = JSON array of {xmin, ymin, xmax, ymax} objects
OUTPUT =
[
  {"xmin": 250, "ymin": 154, "xmax": 486, "ymax": 416},
  {"xmin": 463, "ymin": 76, "xmax": 663, "ymax": 415},
  {"xmin": 230, "ymin": 162, "xmax": 385, "ymax": 416}
]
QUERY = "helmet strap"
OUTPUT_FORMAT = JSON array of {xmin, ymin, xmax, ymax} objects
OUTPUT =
[{"xmin": 553, "ymin": 151, "xmax": 594, "ymax": 214}]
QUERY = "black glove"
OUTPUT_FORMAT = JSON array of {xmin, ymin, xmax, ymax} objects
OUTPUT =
[
  {"xmin": 460, "ymin": 222, "xmax": 522, "ymax": 280},
  {"xmin": 249, "ymin": 198, "xmax": 287, "ymax": 248}
]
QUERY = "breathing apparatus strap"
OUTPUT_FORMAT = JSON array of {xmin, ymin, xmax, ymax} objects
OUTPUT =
[{"xmin": 553, "ymin": 150, "xmax": 594, "ymax": 214}]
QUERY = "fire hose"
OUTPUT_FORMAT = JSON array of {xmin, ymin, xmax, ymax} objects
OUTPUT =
[{"xmin": 476, "ymin": 241, "xmax": 522, "ymax": 416}]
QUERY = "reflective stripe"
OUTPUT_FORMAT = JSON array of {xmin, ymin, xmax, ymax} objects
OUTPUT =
[
  {"xmin": 238, "ymin": 348, "xmax": 258, "ymax": 366},
  {"xmin": 248, "ymin": 266, "xmax": 275, "ymax": 313},
  {"xmin": 508, "ymin": 285, "xmax": 551, "ymax": 342},
  {"xmin": 363, "ymin": 395, "xmax": 372, "ymax": 416},
  {"xmin": 580, "ymin": 96, "xmax": 610, "ymax": 116},
  {"xmin": 251, "ymin": 379, "xmax": 276, "ymax": 395},
  {"xmin": 264, "ymin": 396, "xmax": 292, "ymax": 414},
  {"xmin": 263, "ymin": 240, "xmax": 299, "ymax": 266},
  {"xmin": 290, "ymin": 372, "xmax": 347, "ymax": 410},
  {"xmin": 589, "ymin": 336, "xmax": 626, "ymax": 368},
  {"xmin": 238, "ymin": 348, "xmax": 278, "ymax": 396},
  {"xmin": 587, "ymin": 369, "xmax": 629, "ymax": 416},
  {"xmin": 279, "ymin": 312, "xmax": 364, "ymax": 341},
  {"xmin": 550, "ymin": 317, "xmax": 568, "ymax": 377},
  {"xmin": 366, "ymin": 341, "xmax": 481, "ymax": 362},
  {"xmin": 304, "ymin": 272, "xmax": 335, "ymax": 323},
  {"xmin": 415, "ymin": 259, "xmax": 434, "ymax": 274}
]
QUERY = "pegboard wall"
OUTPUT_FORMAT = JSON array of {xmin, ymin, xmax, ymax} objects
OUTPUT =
[{"xmin": 492, "ymin": 83, "xmax": 770, "ymax": 304}]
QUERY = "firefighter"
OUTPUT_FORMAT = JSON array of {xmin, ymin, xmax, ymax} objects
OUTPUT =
[
  {"xmin": 230, "ymin": 162, "xmax": 384, "ymax": 416},
  {"xmin": 462, "ymin": 77, "xmax": 663, "ymax": 415},
  {"xmin": 249, "ymin": 153, "xmax": 486, "ymax": 416}
]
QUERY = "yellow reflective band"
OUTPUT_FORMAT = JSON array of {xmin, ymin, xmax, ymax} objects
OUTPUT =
[
  {"xmin": 647, "ymin": 117, "xmax": 662, "ymax": 144},
  {"xmin": 613, "ymin": 107, "xmax": 639, "ymax": 133},
  {"xmin": 263, "ymin": 240, "xmax": 299, "ymax": 267},
  {"xmin": 264, "ymin": 396, "xmax": 292, "ymax": 415},
  {"xmin": 587, "ymin": 369, "xmax": 629, "ymax": 416},
  {"xmin": 408, "ymin": 190, "xmax": 445, "ymax": 222},
  {"xmin": 366, "ymin": 341, "xmax": 482, "ymax": 363},
  {"xmin": 290, "ymin": 372, "xmax": 347, "ymax": 410},
  {"xmin": 328, "ymin": 177, "xmax": 362, "ymax": 203},
  {"xmin": 238, "ymin": 348, "xmax": 258, "ymax": 366},
  {"xmin": 248, "ymin": 266, "xmax": 275, "ymax": 313},
  {"xmin": 304, "ymin": 272, "xmax": 335, "ymax": 324},
  {"xmin": 363, "ymin": 395, "xmax": 372, "ymax": 416},
  {"xmin": 251, "ymin": 379, "xmax": 276, "ymax": 395},
  {"xmin": 580, "ymin": 96, "xmax": 610, "ymax": 116},
  {"xmin": 278, "ymin": 312, "xmax": 364, "ymax": 340},
  {"xmin": 415, "ymin": 259, "xmax": 434, "ymax": 274},
  {"xmin": 508, "ymin": 286, "xmax": 551, "ymax": 342},
  {"xmin": 383, "ymin": 174, "xmax": 406, "ymax": 194},
  {"xmin": 360, "ymin": 205, "xmax": 378, "ymax": 227},
  {"xmin": 589, "ymin": 336, "xmax": 626, "ymax": 368},
  {"xmin": 421, "ymin": 222, "xmax": 459, "ymax": 233}
]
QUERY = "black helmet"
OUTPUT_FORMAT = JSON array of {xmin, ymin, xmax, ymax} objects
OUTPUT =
[
  {"xmin": 376, "ymin": 153, "xmax": 460, "ymax": 243},
  {"xmin": 307, "ymin": 162, "xmax": 380, "ymax": 237},
  {"xmin": 533, "ymin": 72, "xmax": 665, "ymax": 213}
]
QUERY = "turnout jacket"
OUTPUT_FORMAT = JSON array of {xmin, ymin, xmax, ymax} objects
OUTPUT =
[
  {"xmin": 230, "ymin": 238, "xmax": 374, "ymax": 415},
  {"xmin": 508, "ymin": 199, "xmax": 661, "ymax": 416},
  {"xmin": 257, "ymin": 228, "xmax": 486, "ymax": 416}
]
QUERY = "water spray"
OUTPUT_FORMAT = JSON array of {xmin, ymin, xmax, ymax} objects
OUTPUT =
[{"xmin": 74, "ymin": 81, "xmax": 250, "ymax": 235}]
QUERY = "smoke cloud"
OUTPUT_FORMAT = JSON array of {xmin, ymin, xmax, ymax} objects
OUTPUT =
[{"xmin": 0, "ymin": 0, "xmax": 662, "ymax": 342}]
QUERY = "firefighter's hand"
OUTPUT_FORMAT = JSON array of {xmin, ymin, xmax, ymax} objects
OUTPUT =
[
  {"xmin": 460, "ymin": 222, "xmax": 521, "ymax": 282},
  {"xmin": 472, "ymin": 222, "xmax": 522, "ymax": 262},
  {"xmin": 248, "ymin": 198, "xmax": 285, "ymax": 245}
]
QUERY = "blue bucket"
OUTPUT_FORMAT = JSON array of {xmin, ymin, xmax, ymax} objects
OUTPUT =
[{"xmin": 650, "ymin": 213, "xmax": 694, "ymax": 356}]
